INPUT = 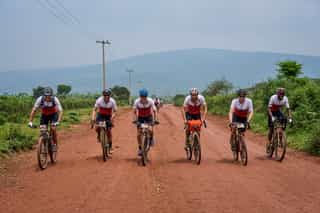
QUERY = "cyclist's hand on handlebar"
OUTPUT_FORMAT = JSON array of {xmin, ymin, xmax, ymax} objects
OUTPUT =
[
  {"xmin": 53, "ymin": 122, "xmax": 60, "ymax": 127},
  {"xmin": 271, "ymin": 116, "xmax": 276, "ymax": 122},
  {"xmin": 28, "ymin": 121, "xmax": 33, "ymax": 128},
  {"xmin": 288, "ymin": 118, "xmax": 293, "ymax": 123},
  {"xmin": 154, "ymin": 120, "xmax": 160, "ymax": 125},
  {"xmin": 132, "ymin": 120, "xmax": 138, "ymax": 124},
  {"xmin": 246, "ymin": 121, "xmax": 251, "ymax": 129}
]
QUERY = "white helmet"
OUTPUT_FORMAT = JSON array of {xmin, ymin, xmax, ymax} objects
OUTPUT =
[{"xmin": 189, "ymin": 88, "xmax": 199, "ymax": 95}]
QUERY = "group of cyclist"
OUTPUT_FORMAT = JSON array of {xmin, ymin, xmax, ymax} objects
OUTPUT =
[{"xmin": 28, "ymin": 86, "xmax": 292, "ymax": 157}]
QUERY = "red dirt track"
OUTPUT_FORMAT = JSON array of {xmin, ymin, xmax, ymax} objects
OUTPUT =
[{"xmin": 1, "ymin": 105, "xmax": 320, "ymax": 213}]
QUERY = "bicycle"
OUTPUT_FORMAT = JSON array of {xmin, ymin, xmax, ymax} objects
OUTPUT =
[
  {"xmin": 185, "ymin": 120, "xmax": 206, "ymax": 165},
  {"xmin": 267, "ymin": 117, "xmax": 288, "ymax": 162},
  {"xmin": 96, "ymin": 120, "xmax": 113, "ymax": 162},
  {"xmin": 31, "ymin": 124, "xmax": 58, "ymax": 170},
  {"xmin": 133, "ymin": 120, "xmax": 159, "ymax": 166},
  {"xmin": 229, "ymin": 122, "xmax": 248, "ymax": 166}
]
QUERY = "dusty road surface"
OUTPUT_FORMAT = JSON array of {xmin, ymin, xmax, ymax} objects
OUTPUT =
[{"xmin": 1, "ymin": 105, "xmax": 320, "ymax": 213}]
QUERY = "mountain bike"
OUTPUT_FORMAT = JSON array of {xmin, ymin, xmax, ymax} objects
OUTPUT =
[
  {"xmin": 134, "ymin": 121, "xmax": 159, "ymax": 166},
  {"xmin": 267, "ymin": 117, "xmax": 288, "ymax": 162},
  {"xmin": 230, "ymin": 122, "xmax": 248, "ymax": 166},
  {"xmin": 185, "ymin": 120, "xmax": 206, "ymax": 165},
  {"xmin": 97, "ymin": 120, "xmax": 113, "ymax": 162},
  {"xmin": 32, "ymin": 124, "xmax": 58, "ymax": 170}
]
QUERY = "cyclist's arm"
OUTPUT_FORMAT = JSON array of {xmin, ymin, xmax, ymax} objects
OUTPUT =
[
  {"xmin": 247, "ymin": 100, "xmax": 254, "ymax": 123},
  {"xmin": 55, "ymin": 97, "xmax": 63, "ymax": 122},
  {"xmin": 201, "ymin": 103, "xmax": 207, "ymax": 121},
  {"xmin": 91, "ymin": 107, "xmax": 97, "ymax": 121},
  {"xmin": 248, "ymin": 111, "xmax": 254, "ymax": 123},
  {"xmin": 111, "ymin": 100, "xmax": 117, "ymax": 121},
  {"xmin": 29, "ymin": 97, "xmax": 41, "ymax": 122},
  {"xmin": 229, "ymin": 107, "xmax": 234, "ymax": 124},
  {"xmin": 29, "ymin": 107, "xmax": 37, "ymax": 123},
  {"xmin": 285, "ymin": 97, "xmax": 292, "ymax": 118}
]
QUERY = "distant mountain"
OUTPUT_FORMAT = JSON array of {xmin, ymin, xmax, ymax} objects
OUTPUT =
[{"xmin": 1, "ymin": 48, "xmax": 319, "ymax": 96}]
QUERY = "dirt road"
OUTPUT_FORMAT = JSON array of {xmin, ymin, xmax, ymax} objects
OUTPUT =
[{"xmin": 1, "ymin": 105, "xmax": 320, "ymax": 213}]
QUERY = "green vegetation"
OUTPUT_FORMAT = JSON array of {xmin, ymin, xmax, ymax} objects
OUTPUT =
[
  {"xmin": 173, "ymin": 94, "xmax": 185, "ymax": 106},
  {"xmin": 205, "ymin": 60, "xmax": 320, "ymax": 155}
]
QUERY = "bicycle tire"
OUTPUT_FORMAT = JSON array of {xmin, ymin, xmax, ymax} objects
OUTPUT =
[
  {"xmin": 193, "ymin": 133, "xmax": 201, "ymax": 165},
  {"xmin": 276, "ymin": 131, "xmax": 286, "ymax": 162},
  {"xmin": 240, "ymin": 139, "xmax": 248, "ymax": 166},
  {"xmin": 100, "ymin": 128, "xmax": 108, "ymax": 161},
  {"xmin": 37, "ymin": 136, "xmax": 48, "ymax": 170},
  {"xmin": 141, "ymin": 134, "xmax": 148, "ymax": 166}
]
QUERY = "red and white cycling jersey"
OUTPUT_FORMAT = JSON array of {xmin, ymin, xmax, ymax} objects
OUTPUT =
[
  {"xmin": 94, "ymin": 96, "xmax": 117, "ymax": 116},
  {"xmin": 133, "ymin": 97, "xmax": 156, "ymax": 117},
  {"xmin": 183, "ymin": 95, "xmax": 206, "ymax": 115},
  {"xmin": 230, "ymin": 98, "xmax": 253, "ymax": 118},
  {"xmin": 34, "ymin": 96, "xmax": 63, "ymax": 115},
  {"xmin": 268, "ymin": 95, "xmax": 290, "ymax": 112}
]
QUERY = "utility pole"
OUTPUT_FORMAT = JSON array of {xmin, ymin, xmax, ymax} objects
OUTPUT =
[
  {"xmin": 96, "ymin": 40, "xmax": 111, "ymax": 90},
  {"xmin": 126, "ymin": 69, "xmax": 134, "ymax": 105}
]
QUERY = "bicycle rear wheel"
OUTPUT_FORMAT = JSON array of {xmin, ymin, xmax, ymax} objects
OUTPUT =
[
  {"xmin": 100, "ymin": 128, "xmax": 108, "ymax": 161},
  {"xmin": 37, "ymin": 136, "xmax": 48, "ymax": 170},
  {"xmin": 240, "ymin": 139, "xmax": 248, "ymax": 166},
  {"xmin": 275, "ymin": 131, "xmax": 286, "ymax": 162},
  {"xmin": 193, "ymin": 134, "xmax": 201, "ymax": 165}
]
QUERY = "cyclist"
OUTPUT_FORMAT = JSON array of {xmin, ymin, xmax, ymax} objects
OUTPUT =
[
  {"xmin": 154, "ymin": 97, "xmax": 161, "ymax": 112},
  {"xmin": 133, "ymin": 88, "xmax": 159, "ymax": 156},
  {"xmin": 267, "ymin": 88, "xmax": 292, "ymax": 149},
  {"xmin": 182, "ymin": 88, "xmax": 207, "ymax": 150},
  {"xmin": 28, "ymin": 87, "xmax": 63, "ymax": 151},
  {"xmin": 91, "ymin": 89, "xmax": 117, "ymax": 152},
  {"xmin": 228, "ymin": 89, "xmax": 253, "ymax": 150}
]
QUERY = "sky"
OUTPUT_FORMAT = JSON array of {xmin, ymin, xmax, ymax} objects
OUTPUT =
[{"xmin": 1, "ymin": 0, "xmax": 320, "ymax": 71}]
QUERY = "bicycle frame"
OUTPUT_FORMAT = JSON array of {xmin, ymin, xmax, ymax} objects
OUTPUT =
[{"xmin": 230, "ymin": 122, "xmax": 248, "ymax": 165}]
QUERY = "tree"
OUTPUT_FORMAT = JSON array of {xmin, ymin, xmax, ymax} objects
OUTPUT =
[
  {"xmin": 32, "ymin": 86, "xmax": 45, "ymax": 98},
  {"xmin": 203, "ymin": 79, "xmax": 233, "ymax": 96},
  {"xmin": 277, "ymin": 60, "xmax": 303, "ymax": 79},
  {"xmin": 57, "ymin": 84, "xmax": 72, "ymax": 96},
  {"xmin": 111, "ymin": 86, "xmax": 130, "ymax": 101}
]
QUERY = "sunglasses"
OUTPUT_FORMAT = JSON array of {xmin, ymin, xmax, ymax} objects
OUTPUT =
[{"xmin": 239, "ymin": 96, "xmax": 245, "ymax": 98}]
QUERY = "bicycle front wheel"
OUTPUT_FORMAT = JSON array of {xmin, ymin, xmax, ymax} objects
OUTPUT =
[
  {"xmin": 240, "ymin": 139, "xmax": 248, "ymax": 166},
  {"xmin": 100, "ymin": 129, "xmax": 108, "ymax": 161},
  {"xmin": 141, "ymin": 135, "xmax": 148, "ymax": 166},
  {"xmin": 37, "ymin": 136, "xmax": 48, "ymax": 170},
  {"xmin": 193, "ymin": 134, "xmax": 201, "ymax": 165},
  {"xmin": 275, "ymin": 131, "xmax": 286, "ymax": 162}
]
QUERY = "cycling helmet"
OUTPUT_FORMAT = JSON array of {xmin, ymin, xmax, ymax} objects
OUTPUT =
[
  {"xmin": 43, "ymin": 87, "xmax": 53, "ymax": 96},
  {"xmin": 189, "ymin": 88, "xmax": 199, "ymax": 95},
  {"xmin": 102, "ymin": 89, "xmax": 112, "ymax": 96},
  {"xmin": 139, "ymin": 88, "xmax": 148, "ymax": 97},
  {"xmin": 277, "ymin": 87, "xmax": 285, "ymax": 96},
  {"xmin": 237, "ymin": 89, "xmax": 247, "ymax": 97}
]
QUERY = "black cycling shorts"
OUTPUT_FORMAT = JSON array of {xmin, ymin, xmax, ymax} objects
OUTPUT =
[
  {"xmin": 96, "ymin": 113, "xmax": 111, "ymax": 122},
  {"xmin": 138, "ymin": 116, "xmax": 153, "ymax": 124},
  {"xmin": 40, "ymin": 113, "xmax": 58, "ymax": 125},
  {"xmin": 185, "ymin": 112, "xmax": 201, "ymax": 120},
  {"xmin": 268, "ymin": 111, "xmax": 286, "ymax": 127}
]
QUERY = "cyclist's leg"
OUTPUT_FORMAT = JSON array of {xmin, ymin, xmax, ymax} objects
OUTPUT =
[{"xmin": 50, "ymin": 113, "xmax": 59, "ymax": 144}]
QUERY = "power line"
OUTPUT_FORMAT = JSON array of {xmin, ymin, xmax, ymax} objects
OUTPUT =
[
  {"xmin": 53, "ymin": 0, "xmax": 81, "ymax": 24},
  {"xmin": 35, "ymin": 0, "xmax": 99, "ymax": 40}
]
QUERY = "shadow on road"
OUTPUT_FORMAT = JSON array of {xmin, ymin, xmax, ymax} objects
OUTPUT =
[{"xmin": 215, "ymin": 158, "xmax": 237, "ymax": 165}]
